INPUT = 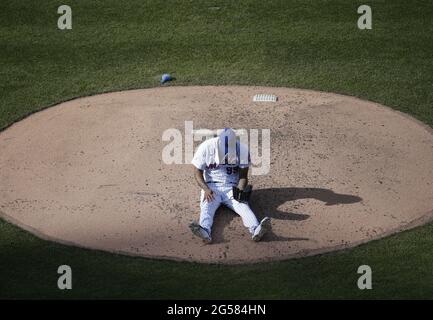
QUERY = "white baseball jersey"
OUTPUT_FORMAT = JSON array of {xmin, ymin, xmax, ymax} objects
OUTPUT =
[{"xmin": 191, "ymin": 137, "xmax": 250, "ymax": 187}]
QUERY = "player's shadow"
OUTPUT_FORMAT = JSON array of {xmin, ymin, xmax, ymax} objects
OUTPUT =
[{"xmin": 211, "ymin": 187, "xmax": 362, "ymax": 243}]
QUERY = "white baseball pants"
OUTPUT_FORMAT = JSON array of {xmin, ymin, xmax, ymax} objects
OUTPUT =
[{"xmin": 199, "ymin": 184, "xmax": 259, "ymax": 235}]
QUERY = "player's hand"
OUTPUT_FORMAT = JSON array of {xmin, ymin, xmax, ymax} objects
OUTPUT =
[{"xmin": 204, "ymin": 189, "xmax": 215, "ymax": 202}]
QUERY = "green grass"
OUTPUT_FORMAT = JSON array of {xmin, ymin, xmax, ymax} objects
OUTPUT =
[
  {"xmin": 2, "ymin": 217, "xmax": 433, "ymax": 299},
  {"xmin": 0, "ymin": 0, "xmax": 432, "ymax": 298}
]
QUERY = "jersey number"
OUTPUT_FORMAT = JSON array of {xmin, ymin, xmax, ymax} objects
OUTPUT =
[{"xmin": 226, "ymin": 167, "xmax": 238, "ymax": 175}]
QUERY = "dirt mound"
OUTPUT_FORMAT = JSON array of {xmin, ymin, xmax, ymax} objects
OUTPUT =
[{"xmin": 1, "ymin": 86, "xmax": 433, "ymax": 263}]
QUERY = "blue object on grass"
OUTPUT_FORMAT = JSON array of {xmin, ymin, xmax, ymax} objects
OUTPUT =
[{"xmin": 160, "ymin": 73, "xmax": 173, "ymax": 84}]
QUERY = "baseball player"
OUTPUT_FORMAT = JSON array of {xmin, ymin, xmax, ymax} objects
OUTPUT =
[{"xmin": 189, "ymin": 128, "xmax": 271, "ymax": 243}]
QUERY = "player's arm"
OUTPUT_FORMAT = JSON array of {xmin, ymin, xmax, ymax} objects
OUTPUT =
[
  {"xmin": 237, "ymin": 143, "xmax": 251, "ymax": 191},
  {"xmin": 238, "ymin": 167, "xmax": 248, "ymax": 191},
  {"xmin": 193, "ymin": 166, "xmax": 215, "ymax": 202},
  {"xmin": 194, "ymin": 166, "xmax": 209, "ymax": 191}
]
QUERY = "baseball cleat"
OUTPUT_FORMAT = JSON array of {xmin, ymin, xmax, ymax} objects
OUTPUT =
[
  {"xmin": 189, "ymin": 222, "xmax": 212, "ymax": 244},
  {"xmin": 252, "ymin": 217, "xmax": 271, "ymax": 242}
]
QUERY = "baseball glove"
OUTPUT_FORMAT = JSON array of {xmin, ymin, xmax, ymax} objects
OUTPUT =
[{"xmin": 232, "ymin": 184, "xmax": 253, "ymax": 203}]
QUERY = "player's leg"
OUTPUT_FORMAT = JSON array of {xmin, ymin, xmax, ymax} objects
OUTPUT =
[
  {"xmin": 224, "ymin": 195, "xmax": 259, "ymax": 234},
  {"xmin": 190, "ymin": 188, "xmax": 222, "ymax": 243},
  {"xmin": 199, "ymin": 189, "xmax": 222, "ymax": 233},
  {"xmin": 223, "ymin": 188, "xmax": 271, "ymax": 241}
]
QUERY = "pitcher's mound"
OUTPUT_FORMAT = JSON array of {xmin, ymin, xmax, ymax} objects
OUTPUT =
[{"xmin": 1, "ymin": 86, "xmax": 433, "ymax": 263}]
